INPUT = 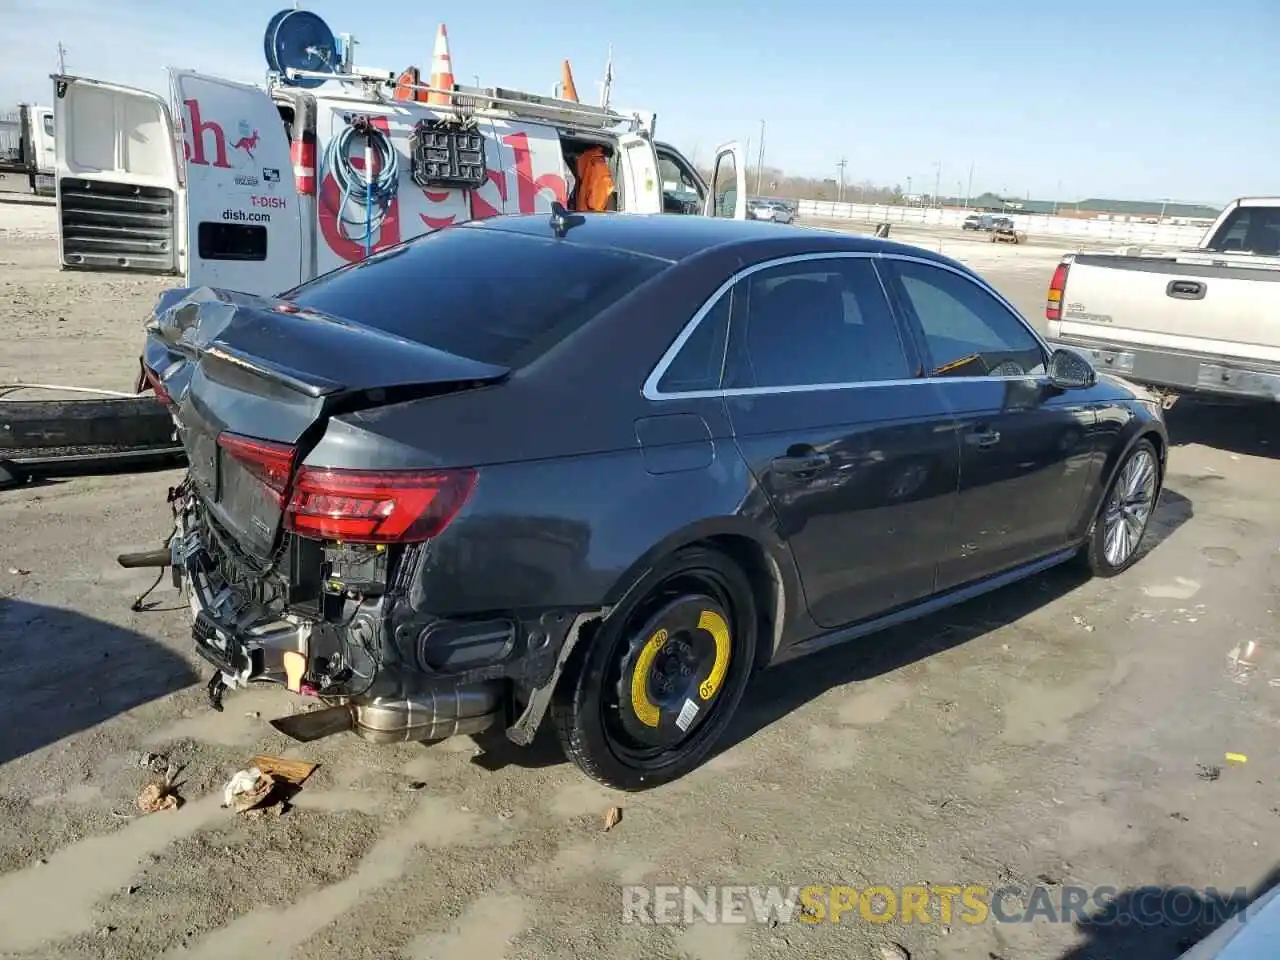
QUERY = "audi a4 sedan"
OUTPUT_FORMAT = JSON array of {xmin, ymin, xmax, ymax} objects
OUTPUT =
[{"xmin": 136, "ymin": 212, "xmax": 1167, "ymax": 790}]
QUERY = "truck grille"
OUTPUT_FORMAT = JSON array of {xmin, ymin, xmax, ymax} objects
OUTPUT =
[{"xmin": 59, "ymin": 179, "xmax": 177, "ymax": 273}]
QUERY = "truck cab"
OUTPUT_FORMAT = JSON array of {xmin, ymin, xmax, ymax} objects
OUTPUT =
[{"xmin": 51, "ymin": 66, "xmax": 748, "ymax": 297}]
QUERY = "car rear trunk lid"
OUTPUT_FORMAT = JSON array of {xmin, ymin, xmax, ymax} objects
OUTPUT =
[{"xmin": 145, "ymin": 286, "xmax": 508, "ymax": 559}]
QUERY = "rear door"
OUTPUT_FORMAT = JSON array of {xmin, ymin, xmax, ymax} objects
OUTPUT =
[
  {"xmin": 706, "ymin": 142, "xmax": 747, "ymax": 219},
  {"xmin": 53, "ymin": 76, "xmax": 183, "ymax": 274},
  {"xmin": 617, "ymin": 132, "xmax": 663, "ymax": 214},
  {"xmin": 718, "ymin": 253, "xmax": 959, "ymax": 629},
  {"xmin": 173, "ymin": 71, "xmax": 302, "ymax": 295}
]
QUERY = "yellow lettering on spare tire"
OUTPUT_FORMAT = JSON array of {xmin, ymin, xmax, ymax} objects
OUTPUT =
[
  {"xmin": 630, "ymin": 628, "xmax": 668, "ymax": 727},
  {"xmin": 697, "ymin": 610, "xmax": 731, "ymax": 700}
]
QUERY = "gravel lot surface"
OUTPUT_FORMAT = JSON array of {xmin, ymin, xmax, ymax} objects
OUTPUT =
[{"xmin": 1, "ymin": 201, "xmax": 1277, "ymax": 960}]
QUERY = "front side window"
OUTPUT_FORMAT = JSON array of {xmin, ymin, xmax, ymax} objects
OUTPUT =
[
  {"xmin": 657, "ymin": 148, "xmax": 704, "ymax": 216},
  {"xmin": 724, "ymin": 257, "xmax": 914, "ymax": 389},
  {"xmin": 886, "ymin": 260, "xmax": 1046, "ymax": 378}
]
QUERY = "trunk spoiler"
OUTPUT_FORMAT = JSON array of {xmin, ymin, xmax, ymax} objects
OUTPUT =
[{"xmin": 145, "ymin": 286, "xmax": 510, "ymax": 407}]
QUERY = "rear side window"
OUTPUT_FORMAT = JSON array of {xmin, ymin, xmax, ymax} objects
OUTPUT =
[
  {"xmin": 657, "ymin": 293, "xmax": 731, "ymax": 393},
  {"xmin": 284, "ymin": 227, "xmax": 666, "ymax": 367},
  {"xmin": 724, "ymin": 257, "xmax": 914, "ymax": 389}
]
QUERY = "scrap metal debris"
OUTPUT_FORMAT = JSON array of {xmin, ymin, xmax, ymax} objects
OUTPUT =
[
  {"xmin": 603, "ymin": 806, "xmax": 623, "ymax": 831},
  {"xmin": 1196, "ymin": 763, "xmax": 1221, "ymax": 782}
]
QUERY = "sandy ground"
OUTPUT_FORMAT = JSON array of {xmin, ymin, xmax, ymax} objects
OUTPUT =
[{"xmin": 1, "ymin": 203, "xmax": 1278, "ymax": 960}]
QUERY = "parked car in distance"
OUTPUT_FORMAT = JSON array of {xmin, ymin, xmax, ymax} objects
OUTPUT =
[
  {"xmin": 747, "ymin": 198, "xmax": 796, "ymax": 224},
  {"xmin": 963, "ymin": 214, "xmax": 1014, "ymax": 232},
  {"xmin": 138, "ymin": 213, "xmax": 1169, "ymax": 791}
]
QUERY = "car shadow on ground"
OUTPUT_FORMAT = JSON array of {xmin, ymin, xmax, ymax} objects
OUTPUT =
[
  {"xmin": 1056, "ymin": 863, "xmax": 1280, "ymax": 960},
  {"xmin": 1165, "ymin": 398, "xmax": 1278, "ymax": 459},
  {"xmin": 716, "ymin": 485, "xmax": 1193, "ymax": 759},
  {"xmin": 472, "ymin": 487, "xmax": 1193, "ymax": 777},
  {"xmin": 0, "ymin": 597, "xmax": 198, "ymax": 765}
]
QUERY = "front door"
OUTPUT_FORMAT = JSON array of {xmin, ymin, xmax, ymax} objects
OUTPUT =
[
  {"xmin": 723, "ymin": 254, "xmax": 960, "ymax": 629},
  {"xmin": 706, "ymin": 142, "xmax": 747, "ymax": 220},
  {"xmin": 878, "ymin": 257, "xmax": 1096, "ymax": 589}
]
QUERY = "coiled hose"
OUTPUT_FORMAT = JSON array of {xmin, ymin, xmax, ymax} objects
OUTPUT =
[{"xmin": 322, "ymin": 119, "xmax": 400, "ymax": 256}]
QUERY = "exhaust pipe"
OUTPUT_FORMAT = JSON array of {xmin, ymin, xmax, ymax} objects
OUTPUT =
[{"xmin": 117, "ymin": 547, "xmax": 172, "ymax": 568}]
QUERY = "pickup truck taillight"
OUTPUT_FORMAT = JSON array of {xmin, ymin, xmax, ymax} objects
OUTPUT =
[{"xmin": 1046, "ymin": 260, "xmax": 1069, "ymax": 321}]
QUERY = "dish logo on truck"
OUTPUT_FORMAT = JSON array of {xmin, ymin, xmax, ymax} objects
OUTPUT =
[{"xmin": 181, "ymin": 99, "xmax": 258, "ymax": 172}]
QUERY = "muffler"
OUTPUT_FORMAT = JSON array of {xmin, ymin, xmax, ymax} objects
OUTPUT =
[
  {"xmin": 352, "ymin": 681, "xmax": 503, "ymax": 744},
  {"xmin": 269, "ymin": 680, "xmax": 503, "ymax": 745}
]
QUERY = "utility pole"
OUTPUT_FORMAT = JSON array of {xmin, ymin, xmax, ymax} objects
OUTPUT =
[
  {"xmin": 966, "ymin": 160, "xmax": 974, "ymax": 208},
  {"xmin": 755, "ymin": 120, "xmax": 766, "ymax": 195},
  {"xmin": 836, "ymin": 158, "xmax": 847, "ymax": 202},
  {"xmin": 56, "ymin": 42, "xmax": 67, "ymax": 74},
  {"xmin": 933, "ymin": 160, "xmax": 942, "ymax": 208}
]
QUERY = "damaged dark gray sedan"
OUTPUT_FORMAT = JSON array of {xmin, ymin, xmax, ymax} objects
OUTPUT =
[{"xmin": 132, "ymin": 212, "xmax": 1167, "ymax": 790}]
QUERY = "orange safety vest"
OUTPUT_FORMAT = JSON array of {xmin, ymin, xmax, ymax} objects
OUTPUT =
[{"xmin": 574, "ymin": 146, "xmax": 615, "ymax": 212}]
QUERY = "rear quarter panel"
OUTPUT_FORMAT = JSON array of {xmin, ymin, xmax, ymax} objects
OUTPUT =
[{"xmin": 310, "ymin": 240, "xmax": 813, "ymax": 620}]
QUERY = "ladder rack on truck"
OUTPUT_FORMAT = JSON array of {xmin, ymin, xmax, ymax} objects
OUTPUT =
[{"xmin": 50, "ymin": 8, "xmax": 748, "ymax": 297}]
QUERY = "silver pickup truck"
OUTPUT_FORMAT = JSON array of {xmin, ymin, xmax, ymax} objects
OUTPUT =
[{"xmin": 1045, "ymin": 197, "xmax": 1280, "ymax": 406}]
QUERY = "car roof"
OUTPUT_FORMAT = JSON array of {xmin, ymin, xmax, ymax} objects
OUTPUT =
[{"xmin": 459, "ymin": 213, "xmax": 956, "ymax": 266}]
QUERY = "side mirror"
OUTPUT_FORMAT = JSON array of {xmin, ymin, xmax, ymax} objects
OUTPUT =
[{"xmin": 1047, "ymin": 347, "xmax": 1097, "ymax": 389}]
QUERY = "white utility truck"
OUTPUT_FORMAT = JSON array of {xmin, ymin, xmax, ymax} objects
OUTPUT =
[
  {"xmin": 51, "ymin": 9, "xmax": 748, "ymax": 297},
  {"xmin": 1046, "ymin": 196, "xmax": 1280, "ymax": 406},
  {"xmin": 0, "ymin": 103, "xmax": 56, "ymax": 195}
]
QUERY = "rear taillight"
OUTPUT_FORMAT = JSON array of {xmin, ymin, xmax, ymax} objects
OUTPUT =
[
  {"xmin": 1046, "ymin": 260, "xmax": 1069, "ymax": 321},
  {"xmin": 290, "ymin": 135, "xmax": 316, "ymax": 196},
  {"xmin": 142, "ymin": 365, "xmax": 173, "ymax": 407},
  {"xmin": 285, "ymin": 467, "xmax": 477, "ymax": 544},
  {"xmin": 217, "ymin": 432, "xmax": 296, "ymax": 506}
]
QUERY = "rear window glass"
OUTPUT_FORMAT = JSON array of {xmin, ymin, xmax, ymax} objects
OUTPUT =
[
  {"xmin": 283, "ymin": 227, "xmax": 666, "ymax": 367},
  {"xmin": 1205, "ymin": 206, "xmax": 1280, "ymax": 255}
]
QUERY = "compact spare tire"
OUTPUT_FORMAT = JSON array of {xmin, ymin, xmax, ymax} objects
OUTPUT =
[{"xmin": 552, "ymin": 545, "xmax": 758, "ymax": 790}]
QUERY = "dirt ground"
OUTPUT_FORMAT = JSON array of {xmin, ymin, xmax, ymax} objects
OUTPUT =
[{"xmin": 1, "ymin": 201, "xmax": 1277, "ymax": 960}]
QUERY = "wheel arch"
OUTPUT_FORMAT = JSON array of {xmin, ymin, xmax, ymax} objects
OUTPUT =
[
  {"xmin": 1074, "ymin": 419, "xmax": 1168, "ymax": 541},
  {"xmin": 601, "ymin": 516, "xmax": 801, "ymax": 671}
]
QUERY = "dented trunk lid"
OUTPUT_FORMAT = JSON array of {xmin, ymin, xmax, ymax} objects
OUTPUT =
[{"xmin": 143, "ymin": 286, "xmax": 508, "ymax": 559}]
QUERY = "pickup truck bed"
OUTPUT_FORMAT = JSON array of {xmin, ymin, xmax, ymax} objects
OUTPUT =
[{"xmin": 1046, "ymin": 197, "xmax": 1280, "ymax": 404}]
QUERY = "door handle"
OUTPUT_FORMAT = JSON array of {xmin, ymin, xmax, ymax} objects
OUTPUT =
[
  {"xmin": 1166, "ymin": 279, "xmax": 1206, "ymax": 300},
  {"xmin": 772, "ymin": 452, "xmax": 831, "ymax": 474},
  {"xmin": 966, "ymin": 428, "xmax": 1001, "ymax": 449}
]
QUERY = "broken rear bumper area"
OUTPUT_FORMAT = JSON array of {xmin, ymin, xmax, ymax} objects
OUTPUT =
[{"xmin": 163, "ymin": 487, "xmax": 601, "ymax": 746}]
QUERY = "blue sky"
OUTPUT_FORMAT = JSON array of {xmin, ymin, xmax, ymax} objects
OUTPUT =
[{"xmin": 6, "ymin": 0, "xmax": 1274, "ymax": 204}]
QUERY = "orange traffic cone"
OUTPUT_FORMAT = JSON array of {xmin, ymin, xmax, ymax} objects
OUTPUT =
[
  {"xmin": 427, "ymin": 24, "xmax": 454, "ymax": 106},
  {"xmin": 561, "ymin": 59, "xmax": 579, "ymax": 102}
]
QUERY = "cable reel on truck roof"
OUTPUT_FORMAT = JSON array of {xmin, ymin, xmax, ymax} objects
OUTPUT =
[{"xmin": 264, "ymin": 9, "xmax": 340, "ymax": 88}]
